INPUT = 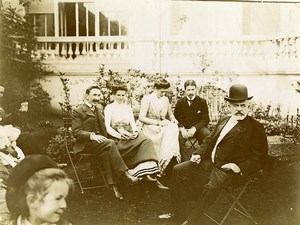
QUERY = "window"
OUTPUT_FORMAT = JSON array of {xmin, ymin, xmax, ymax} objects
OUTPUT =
[
  {"xmin": 57, "ymin": 1, "xmax": 127, "ymax": 37},
  {"xmin": 29, "ymin": 14, "xmax": 54, "ymax": 37},
  {"xmin": 99, "ymin": 11, "xmax": 127, "ymax": 36}
]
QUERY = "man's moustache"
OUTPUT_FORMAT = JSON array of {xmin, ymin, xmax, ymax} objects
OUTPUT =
[{"xmin": 235, "ymin": 112, "xmax": 244, "ymax": 116}]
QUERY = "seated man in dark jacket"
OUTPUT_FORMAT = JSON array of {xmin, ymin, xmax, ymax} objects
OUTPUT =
[
  {"xmin": 72, "ymin": 85, "xmax": 140, "ymax": 200},
  {"xmin": 174, "ymin": 80, "xmax": 210, "ymax": 161},
  {"xmin": 160, "ymin": 84, "xmax": 268, "ymax": 224}
]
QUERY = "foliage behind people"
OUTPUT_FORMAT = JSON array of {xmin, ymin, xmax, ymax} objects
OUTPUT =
[{"xmin": 0, "ymin": 4, "xmax": 52, "ymax": 128}]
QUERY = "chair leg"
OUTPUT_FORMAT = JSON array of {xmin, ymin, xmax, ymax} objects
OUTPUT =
[
  {"xmin": 235, "ymin": 200, "xmax": 258, "ymax": 224},
  {"xmin": 204, "ymin": 179, "xmax": 258, "ymax": 225},
  {"xmin": 203, "ymin": 213, "xmax": 221, "ymax": 224},
  {"xmin": 64, "ymin": 131, "xmax": 108, "ymax": 193},
  {"xmin": 68, "ymin": 155, "xmax": 85, "ymax": 194},
  {"xmin": 187, "ymin": 138, "xmax": 198, "ymax": 151},
  {"xmin": 219, "ymin": 180, "xmax": 258, "ymax": 225},
  {"xmin": 184, "ymin": 138, "xmax": 198, "ymax": 160},
  {"xmin": 99, "ymin": 168, "xmax": 109, "ymax": 189},
  {"xmin": 219, "ymin": 180, "xmax": 250, "ymax": 225}
]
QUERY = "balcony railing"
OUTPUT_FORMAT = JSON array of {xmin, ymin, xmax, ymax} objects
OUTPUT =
[{"xmin": 35, "ymin": 35, "xmax": 300, "ymax": 74}]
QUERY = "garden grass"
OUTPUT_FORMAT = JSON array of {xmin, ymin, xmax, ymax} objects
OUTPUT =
[{"xmin": 62, "ymin": 142, "xmax": 300, "ymax": 225}]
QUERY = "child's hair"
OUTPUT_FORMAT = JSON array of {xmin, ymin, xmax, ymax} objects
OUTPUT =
[{"xmin": 19, "ymin": 168, "xmax": 73, "ymax": 219}]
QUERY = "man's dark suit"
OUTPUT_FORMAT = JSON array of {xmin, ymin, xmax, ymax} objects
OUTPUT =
[
  {"xmin": 174, "ymin": 96, "xmax": 210, "ymax": 161},
  {"xmin": 72, "ymin": 103, "xmax": 128, "ymax": 185},
  {"xmin": 171, "ymin": 115, "xmax": 268, "ymax": 224}
]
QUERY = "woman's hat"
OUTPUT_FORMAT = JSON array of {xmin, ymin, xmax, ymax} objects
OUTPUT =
[
  {"xmin": 5, "ymin": 155, "xmax": 58, "ymax": 218},
  {"xmin": 224, "ymin": 84, "xmax": 253, "ymax": 102}
]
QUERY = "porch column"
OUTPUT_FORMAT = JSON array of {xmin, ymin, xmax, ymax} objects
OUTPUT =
[
  {"xmin": 54, "ymin": 0, "xmax": 59, "ymax": 37},
  {"xmin": 95, "ymin": 1, "xmax": 99, "ymax": 36}
]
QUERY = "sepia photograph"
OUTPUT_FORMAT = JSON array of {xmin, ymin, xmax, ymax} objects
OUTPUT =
[{"xmin": 0, "ymin": 0, "xmax": 299, "ymax": 224}]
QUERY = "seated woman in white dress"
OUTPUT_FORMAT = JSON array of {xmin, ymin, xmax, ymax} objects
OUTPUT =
[
  {"xmin": 104, "ymin": 84, "xmax": 169, "ymax": 190},
  {"xmin": 138, "ymin": 79, "xmax": 181, "ymax": 175}
]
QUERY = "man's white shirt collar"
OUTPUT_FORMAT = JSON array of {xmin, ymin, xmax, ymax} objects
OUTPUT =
[
  {"xmin": 187, "ymin": 95, "xmax": 196, "ymax": 101},
  {"xmin": 211, "ymin": 116, "xmax": 238, "ymax": 162},
  {"xmin": 85, "ymin": 101, "xmax": 94, "ymax": 109}
]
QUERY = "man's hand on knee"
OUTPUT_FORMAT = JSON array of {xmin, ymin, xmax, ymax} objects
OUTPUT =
[
  {"xmin": 190, "ymin": 154, "xmax": 201, "ymax": 164},
  {"xmin": 180, "ymin": 128, "xmax": 189, "ymax": 139},
  {"xmin": 187, "ymin": 127, "xmax": 196, "ymax": 137},
  {"xmin": 91, "ymin": 133, "xmax": 107, "ymax": 143}
]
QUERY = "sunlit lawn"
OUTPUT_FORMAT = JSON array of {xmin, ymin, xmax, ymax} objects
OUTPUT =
[{"xmin": 63, "ymin": 140, "xmax": 300, "ymax": 225}]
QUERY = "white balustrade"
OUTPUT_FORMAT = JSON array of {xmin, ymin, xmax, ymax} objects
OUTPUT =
[{"xmin": 35, "ymin": 35, "xmax": 300, "ymax": 74}]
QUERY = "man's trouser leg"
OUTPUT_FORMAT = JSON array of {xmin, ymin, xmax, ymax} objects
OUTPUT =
[
  {"xmin": 194, "ymin": 127, "xmax": 210, "ymax": 145},
  {"xmin": 83, "ymin": 139, "xmax": 128, "ymax": 185},
  {"xmin": 187, "ymin": 167, "xmax": 233, "ymax": 224},
  {"xmin": 179, "ymin": 133, "xmax": 193, "ymax": 162},
  {"xmin": 171, "ymin": 160, "xmax": 211, "ymax": 220}
]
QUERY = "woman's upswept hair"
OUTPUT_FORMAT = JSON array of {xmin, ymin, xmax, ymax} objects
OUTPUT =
[
  {"xmin": 111, "ymin": 84, "xmax": 128, "ymax": 94},
  {"xmin": 154, "ymin": 79, "xmax": 170, "ymax": 90}
]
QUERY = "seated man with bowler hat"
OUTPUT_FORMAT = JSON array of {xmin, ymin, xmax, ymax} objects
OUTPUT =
[
  {"xmin": 159, "ymin": 84, "xmax": 268, "ymax": 224},
  {"xmin": 72, "ymin": 85, "xmax": 140, "ymax": 200},
  {"xmin": 174, "ymin": 80, "xmax": 210, "ymax": 161}
]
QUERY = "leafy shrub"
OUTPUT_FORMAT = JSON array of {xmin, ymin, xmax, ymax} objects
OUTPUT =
[
  {"xmin": 0, "ymin": 5, "xmax": 51, "ymax": 93},
  {"xmin": 252, "ymin": 104, "xmax": 300, "ymax": 143},
  {"xmin": 27, "ymin": 82, "xmax": 51, "ymax": 118},
  {"xmin": 0, "ymin": 4, "xmax": 52, "ymax": 129},
  {"xmin": 45, "ymin": 127, "xmax": 75, "ymax": 164},
  {"xmin": 45, "ymin": 72, "xmax": 74, "ymax": 163},
  {"xmin": 58, "ymin": 72, "xmax": 72, "ymax": 118}
]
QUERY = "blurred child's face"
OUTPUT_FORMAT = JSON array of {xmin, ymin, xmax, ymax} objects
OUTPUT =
[{"xmin": 29, "ymin": 180, "xmax": 69, "ymax": 224}]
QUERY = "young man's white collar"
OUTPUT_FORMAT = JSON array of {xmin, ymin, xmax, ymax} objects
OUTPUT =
[{"xmin": 186, "ymin": 95, "xmax": 196, "ymax": 101}]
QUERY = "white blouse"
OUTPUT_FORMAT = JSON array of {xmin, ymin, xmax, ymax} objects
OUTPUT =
[{"xmin": 104, "ymin": 102, "xmax": 138, "ymax": 139}]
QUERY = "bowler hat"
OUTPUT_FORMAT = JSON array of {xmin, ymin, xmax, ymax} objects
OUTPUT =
[
  {"xmin": 224, "ymin": 84, "xmax": 253, "ymax": 102},
  {"xmin": 5, "ymin": 155, "xmax": 58, "ymax": 218}
]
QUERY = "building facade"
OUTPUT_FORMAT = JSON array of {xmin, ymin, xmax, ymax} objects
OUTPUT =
[{"xmin": 3, "ymin": 0, "xmax": 300, "ymax": 115}]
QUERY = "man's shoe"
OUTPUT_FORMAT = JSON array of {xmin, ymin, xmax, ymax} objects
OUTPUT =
[
  {"xmin": 122, "ymin": 171, "xmax": 140, "ymax": 185},
  {"xmin": 159, "ymin": 212, "xmax": 186, "ymax": 223},
  {"xmin": 112, "ymin": 185, "xmax": 124, "ymax": 200},
  {"xmin": 156, "ymin": 180, "xmax": 170, "ymax": 190},
  {"xmin": 158, "ymin": 213, "xmax": 175, "ymax": 219},
  {"xmin": 144, "ymin": 174, "xmax": 157, "ymax": 182}
]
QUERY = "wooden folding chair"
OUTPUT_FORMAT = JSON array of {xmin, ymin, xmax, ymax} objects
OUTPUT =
[
  {"xmin": 204, "ymin": 171, "xmax": 262, "ymax": 225},
  {"xmin": 186, "ymin": 137, "xmax": 198, "ymax": 151},
  {"xmin": 64, "ymin": 129, "xmax": 109, "ymax": 193},
  {"xmin": 182, "ymin": 137, "xmax": 199, "ymax": 161}
]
